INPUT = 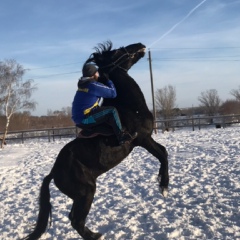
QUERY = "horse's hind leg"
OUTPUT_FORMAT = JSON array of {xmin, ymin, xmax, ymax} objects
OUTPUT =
[{"xmin": 69, "ymin": 183, "xmax": 102, "ymax": 240}]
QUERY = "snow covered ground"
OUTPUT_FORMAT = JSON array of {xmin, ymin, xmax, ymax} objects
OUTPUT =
[{"xmin": 0, "ymin": 127, "xmax": 239, "ymax": 240}]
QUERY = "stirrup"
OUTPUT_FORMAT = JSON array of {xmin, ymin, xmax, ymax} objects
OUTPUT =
[{"xmin": 119, "ymin": 132, "xmax": 138, "ymax": 145}]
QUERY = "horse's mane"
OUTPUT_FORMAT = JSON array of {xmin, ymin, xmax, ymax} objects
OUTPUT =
[
  {"xmin": 85, "ymin": 41, "xmax": 113, "ymax": 64},
  {"xmin": 93, "ymin": 41, "xmax": 113, "ymax": 54}
]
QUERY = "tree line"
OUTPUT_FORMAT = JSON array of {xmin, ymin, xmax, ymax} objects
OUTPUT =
[{"xmin": 155, "ymin": 85, "xmax": 240, "ymax": 119}]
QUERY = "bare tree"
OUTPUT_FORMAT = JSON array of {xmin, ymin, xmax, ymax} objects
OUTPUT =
[
  {"xmin": 0, "ymin": 59, "xmax": 37, "ymax": 148},
  {"xmin": 198, "ymin": 89, "xmax": 221, "ymax": 117},
  {"xmin": 220, "ymin": 99, "xmax": 240, "ymax": 115},
  {"xmin": 155, "ymin": 85, "xmax": 177, "ymax": 119},
  {"xmin": 47, "ymin": 107, "xmax": 73, "ymax": 127},
  {"xmin": 48, "ymin": 107, "xmax": 71, "ymax": 117},
  {"xmin": 230, "ymin": 86, "xmax": 240, "ymax": 101},
  {"xmin": 61, "ymin": 106, "xmax": 72, "ymax": 117}
]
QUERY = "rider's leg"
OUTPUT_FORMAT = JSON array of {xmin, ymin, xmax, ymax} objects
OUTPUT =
[{"xmin": 79, "ymin": 106, "xmax": 136, "ymax": 144}]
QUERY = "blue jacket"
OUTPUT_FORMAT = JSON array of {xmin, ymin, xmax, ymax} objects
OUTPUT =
[{"xmin": 72, "ymin": 78, "xmax": 117, "ymax": 124}]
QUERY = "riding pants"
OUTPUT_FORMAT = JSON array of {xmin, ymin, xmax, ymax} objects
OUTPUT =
[{"xmin": 77, "ymin": 106, "xmax": 123, "ymax": 136}]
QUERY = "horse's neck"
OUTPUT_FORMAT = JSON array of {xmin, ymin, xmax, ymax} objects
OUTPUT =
[{"xmin": 113, "ymin": 72, "xmax": 149, "ymax": 111}]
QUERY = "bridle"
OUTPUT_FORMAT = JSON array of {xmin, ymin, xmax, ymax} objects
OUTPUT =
[{"xmin": 97, "ymin": 47, "xmax": 144, "ymax": 73}]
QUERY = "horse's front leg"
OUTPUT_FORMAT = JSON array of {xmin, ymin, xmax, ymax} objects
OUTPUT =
[{"xmin": 141, "ymin": 136, "xmax": 169, "ymax": 197}]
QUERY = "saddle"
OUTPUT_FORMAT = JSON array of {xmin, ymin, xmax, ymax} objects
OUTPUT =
[{"xmin": 77, "ymin": 124, "xmax": 114, "ymax": 139}]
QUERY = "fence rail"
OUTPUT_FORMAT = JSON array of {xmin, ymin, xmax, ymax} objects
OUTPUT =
[
  {"xmin": 1, "ymin": 114, "xmax": 240, "ymax": 143},
  {"xmin": 0, "ymin": 126, "xmax": 78, "ymax": 143},
  {"xmin": 155, "ymin": 114, "xmax": 240, "ymax": 132}
]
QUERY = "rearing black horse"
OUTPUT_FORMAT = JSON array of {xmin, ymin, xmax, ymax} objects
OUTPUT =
[{"xmin": 23, "ymin": 41, "xmax": 169, "ymax": 240}]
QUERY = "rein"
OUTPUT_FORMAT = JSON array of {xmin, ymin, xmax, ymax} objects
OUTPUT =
[{"xmin": 99, "ymin": 47, "xmax": 139, "ymax": 73}]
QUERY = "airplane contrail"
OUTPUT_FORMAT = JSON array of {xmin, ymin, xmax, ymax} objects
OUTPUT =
[{"xmin": 147, "ymin": 0, "xmax": 208, "ymax": 48}]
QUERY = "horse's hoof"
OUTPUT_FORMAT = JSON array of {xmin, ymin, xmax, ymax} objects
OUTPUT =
[
  {"xmin": 98, "ymin": 235, "xmax": 104, "ymax": 240},
  {"xmin": 161, "ymin": 187, "xmax": 168, "ymax": 197},
  {"xmin": 93, "ymin": 232, "xmax": 104, "ymax": 240}
]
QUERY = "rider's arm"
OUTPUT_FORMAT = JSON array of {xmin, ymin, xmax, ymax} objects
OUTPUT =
[{"xmin": 88, "ymin": 81, "xmax": 117, "ymax": 98}]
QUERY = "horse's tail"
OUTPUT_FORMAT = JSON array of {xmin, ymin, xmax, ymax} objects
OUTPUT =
[{"xmin": 22, "ymin": 173, "xmax": 53, "ymax": 240}]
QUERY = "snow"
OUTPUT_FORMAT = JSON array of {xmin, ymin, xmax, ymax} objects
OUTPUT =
[{"xmin": 0, "ymin": 127, "xmax": 239, "ymax": 240}]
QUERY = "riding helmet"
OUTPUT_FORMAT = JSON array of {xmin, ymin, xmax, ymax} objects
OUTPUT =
[{"xmin": 82, "ymin": 64, "xmax": 98, "ymax": 77}]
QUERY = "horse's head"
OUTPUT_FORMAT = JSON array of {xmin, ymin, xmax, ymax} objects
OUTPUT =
[{"xmin": 85, "ymin": 41, "xmax": 146, "ymax": 73}]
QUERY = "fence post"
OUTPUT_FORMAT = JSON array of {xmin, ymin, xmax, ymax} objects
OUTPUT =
[
  {"xmin": 75, "ymin": 126, "xmax": 78, "ymax": 137},
  {"xmin": 48, "ymin": 130, "xmax": 51, "ymax": 142},
  {"xmin": 52, "ymin": 127, "xmax": 55, "ymax": 142}
]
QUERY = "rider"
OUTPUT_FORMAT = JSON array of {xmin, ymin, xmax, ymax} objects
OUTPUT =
[{"xmin": 72, "ymin": 63, "xmax": 137, "ymax": 145}]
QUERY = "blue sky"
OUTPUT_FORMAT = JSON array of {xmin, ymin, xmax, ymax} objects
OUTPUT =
[{"xmin": 1, "ymin": 0, "xmax": 240, "ymax": 116}]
